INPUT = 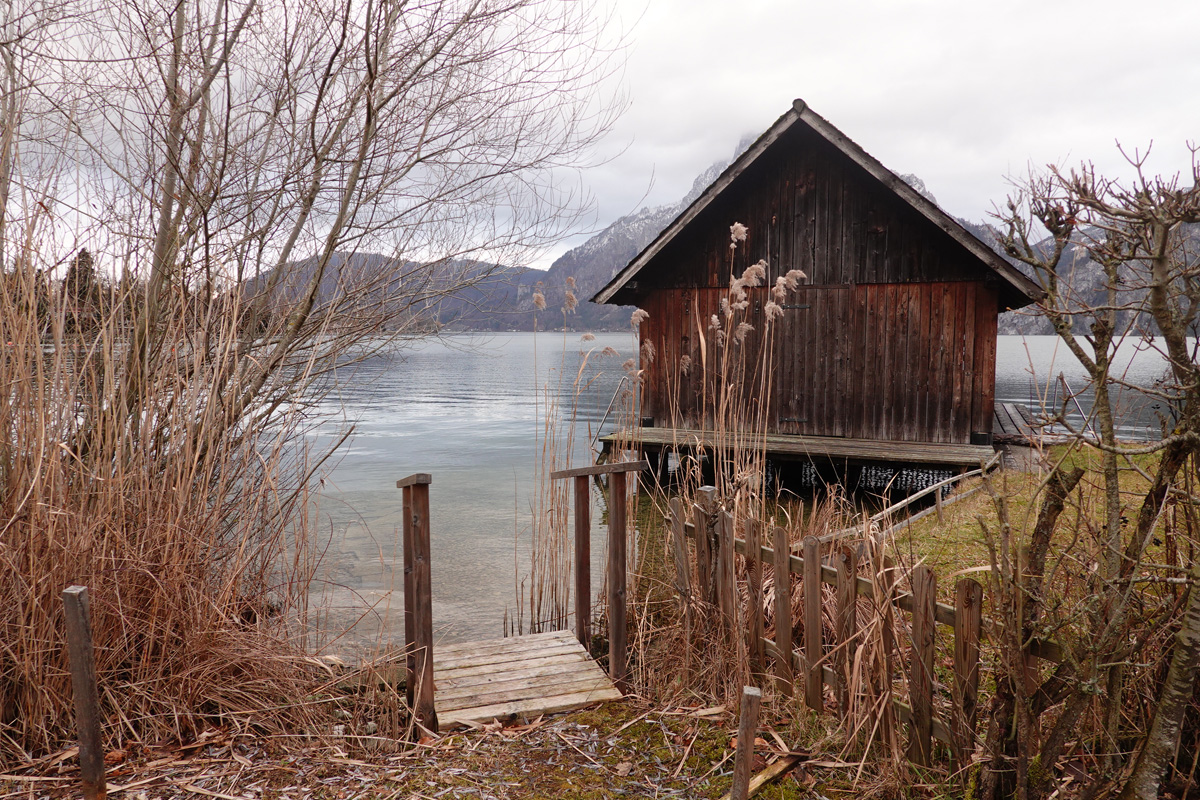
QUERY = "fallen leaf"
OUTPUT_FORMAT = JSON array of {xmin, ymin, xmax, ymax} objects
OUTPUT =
[
  {"xmin": 615, "ymin": 761, "xmax": 633, "ymax": 777},
  {"xmin": 104, "ymin": 750, "xmax": 127, "ymax": 766}
]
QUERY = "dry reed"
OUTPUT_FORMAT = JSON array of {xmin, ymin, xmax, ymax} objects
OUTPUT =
[{"xmin": 0, "ymin": 243, "xmax": 382, "ymax": 764}]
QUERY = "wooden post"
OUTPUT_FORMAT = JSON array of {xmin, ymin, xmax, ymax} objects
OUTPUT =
[
  {"xmin": 745, "ymin": 518, "xmax": 764, "ymax": 678},
  {"xmin": 608, "ymin": 470, "xmax": 629, "ymax": 692},
  {"xmin": 772, "ymin": 526, "xmax": 793, "ymax": 696},
  {"xmin": 696, "ymin": 486, "xmax": 717, "ymax": 604},
  {"xmin": 935, "ymin": 485, "xmax": 944, "ymax": 523},
  {"xmin": 401, "ymin": 485, "xmax": 415, "ymax": 707},
  {"xmin": 835, "ymin": 546, "xmax": 858, "ymax": 715},
  {"xmin": 397, "ymin": 473, "xmax": 437, "ymax": 733},
  {"xmin": 953, "ymin": 578, "xmax": 983, "ymax": 768},
  {"xmin": 669, "ymin": 498, "xmax": 692, "ymax": 683},
  {"xmin": 62, "ymin": 586, "xmax": 105, "ymax": 800},
  {"xmin": 730, "ymin": 686, "xmax": 763, "ymax": 800},
  {"xmin": 908, "ymin": 565, "xmax": 936, "ymax": 767},
  {"xmin": 718, "ymin": 511, "xmax": 736, "ymax": 631},
  {"xmin": 802, "ymin": 536, "xmax": 823, "ymax": 713},
  {"xmin": 574, "ymin": 475, "xmax": 591, "ymax": 647},
  {"xmin": 875, "ymin": 552, "xmax": 898, "ymax": 749}
]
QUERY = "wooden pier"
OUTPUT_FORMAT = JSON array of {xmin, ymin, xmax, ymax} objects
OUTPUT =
[
  {"xmin": 600, "ymin": 402, "xmax": 1046, "ymax": 473},
  {"xmin": 992, "ymin": 401, "xmax": 1038, "ymax": 444},
  {"xmin": 396, "ymin": 461, "xmax": 646, "ymax": 733},
  {"xmin": 434, "ymin": 630, "xmax": 621, "ymax": 729}
]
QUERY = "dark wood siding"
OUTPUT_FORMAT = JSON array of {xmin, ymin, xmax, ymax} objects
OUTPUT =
[
  {"xmin": 626, "ymin": 123, "xmax": 999, "ymax": 301},
  {"xmin": 638, "ymin": 281, "xmax": 998, "ymax": 445}
]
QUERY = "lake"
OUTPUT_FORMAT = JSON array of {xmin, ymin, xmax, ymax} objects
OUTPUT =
[{"xmin": 307, "ymin": 333, "xmax": 1174, "ymax": 654}]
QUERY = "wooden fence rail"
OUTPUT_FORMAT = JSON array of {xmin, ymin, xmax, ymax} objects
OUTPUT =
[{"xmin": 669, "ymin": 486, "xmax": 1064, "ymax": 769}]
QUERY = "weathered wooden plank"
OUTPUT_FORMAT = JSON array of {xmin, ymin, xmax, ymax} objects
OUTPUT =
[
  {"xmin": 440, "ymin": 685, "xmax": 624, "ymax": 727},
  {"xmin": 835, "ymin": 546, "xmax": 858, "ymax": 714},
  {"xmin": 437, "ymin": 664, "xmax": 612, "ymax": 700},
  {"xmin": 433, "ymin": 642, "xmax": 582, "ymax": 670},
  {"xmin": 731, "ymin": 686, "xmax": 763, "ymax": 800},
  {"xmin": 746, "ymin": 519, "xmax": 764, "ymax": 677},
  {"xmin": 974, "ymin": 285, "xmax": 999, "ymax": 437},
  {"xmin": 908, "ymin": 565, "xmax": 936, "ymax": 767},
  {"xmin": 600, "ymin": 427, "xmax": 995, "ymax": 467},
  {"xmin": 953, "ymin": 578, "xmax": 984, "ymax": 768},
  {"xmin": 772, "ymin": 526, "xmax": 794, "ymax": 696},
  {"xmin": 62, "ymin": 586, "xmax": 105, "ymax": 800},
  {"xmin": 437, "ymin": 674, "xmax": 616, "ymax": 710},
  {"xmin": 718, "ymin": 511, "xmax": 736, "ymax": 631},
  {"xmin": 550, "ymin": 460, "xmax": 649, "ymax": 479},
  {"xmin": 435, "ymin": 652, "xmax": 589, "ymax": 684},
  {"xmin": 395, "ymin": 473, "xmax": 432, "ymax": 488},
  {"xmin": 802, "ymin": 536, "xmax": 823, "ymax": 712},
  {"xmin": 410, "ymin": 481, "xmax": 438, "ymax": 733},
  {"xmin": 574, "ymin": 475, "xmax": 591, "ymax": 647},
  {"xmin": 434, "ymin": 630, "xmax": 574, "ymax": 658},
  {"xmin": 609, "ymin": 470, "xmax": 629, "ymax": 692},
  {"xmin": 402, "ymin": 485, "xmax": 415, "ymax": 707}
]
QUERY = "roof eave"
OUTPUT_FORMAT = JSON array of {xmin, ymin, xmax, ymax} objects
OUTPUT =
[{"xmin": 593, "ymin": 99, "xmax": 1045, "ymax": 307}]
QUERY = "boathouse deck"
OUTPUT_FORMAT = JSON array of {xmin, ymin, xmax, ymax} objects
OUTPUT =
[{"xmin": 599, "ymin": 402, "xmax": 1041, "ymax": 470}]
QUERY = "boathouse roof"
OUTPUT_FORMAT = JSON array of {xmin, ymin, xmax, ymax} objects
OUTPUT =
[{"xmin": 592, "ymin": 99, "xmax": 1044, "ymax": 309}]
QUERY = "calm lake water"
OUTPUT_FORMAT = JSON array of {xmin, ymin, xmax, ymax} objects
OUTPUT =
[{"xmin": 307, "ymin": 333, "xmax": 1174, "ymax": 654}]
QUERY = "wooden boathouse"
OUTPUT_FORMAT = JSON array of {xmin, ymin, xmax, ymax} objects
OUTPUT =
[{"xmin": 593, "ymin": 99, "xmax": 1044, "ymax": 471}]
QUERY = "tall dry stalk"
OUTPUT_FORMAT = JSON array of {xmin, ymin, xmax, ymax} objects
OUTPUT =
[
  {"xmin": 513, "ymin": 282, "xmax": 626, "ymax": 635},
  {"xmin": 0, "ymin": 245, "xmax": 336, "ymax": 763}
]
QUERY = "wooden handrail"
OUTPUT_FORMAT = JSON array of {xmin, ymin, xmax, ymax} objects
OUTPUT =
[
  {"xmin": 550, "ymin": 458, "xmax": 648, "ymax": 692},
  {"xmin": 550, "ymin": 459, "xmax": 649, "ymax": 479}
]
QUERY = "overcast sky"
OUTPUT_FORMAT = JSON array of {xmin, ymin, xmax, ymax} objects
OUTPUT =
[{"xmin": 532, "ymin": 0, "xmax": 1200, "ymax": 267}]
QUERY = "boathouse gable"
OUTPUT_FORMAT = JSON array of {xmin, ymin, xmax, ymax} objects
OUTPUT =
[{"xmin": 593, "ymin": 100, "xmax": 1043, "ymax": 457}]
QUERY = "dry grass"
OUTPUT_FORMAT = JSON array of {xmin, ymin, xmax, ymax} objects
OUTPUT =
[{"xmin": 0, "ymin": 247, "xmax": 367, "ymax": 764}]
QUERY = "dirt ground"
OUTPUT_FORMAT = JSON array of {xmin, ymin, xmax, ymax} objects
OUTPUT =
[{"xmin": 0, "ymin": 699, "xmax": 872, "ymax": 800}]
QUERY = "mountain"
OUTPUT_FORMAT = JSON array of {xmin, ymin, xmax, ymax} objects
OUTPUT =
[{"xmin": 489, "ymin": 156, "xmax": 736, "ymax": 331}]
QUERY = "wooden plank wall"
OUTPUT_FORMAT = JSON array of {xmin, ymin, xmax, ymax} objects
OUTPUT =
[
  {"xmin": 640, "ymin": 123, "xmax": 998, "ymax": 295},
  {"xmin": 626, "ymin": 122, "xmax": 1004, "ymax": 447},
  {"xmin": 639, "ymin": 280, "xmax": 998, "ymax": 445}
]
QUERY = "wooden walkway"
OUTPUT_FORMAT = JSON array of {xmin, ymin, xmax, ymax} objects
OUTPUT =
[
  {"xmin": 434, "ymin": 630, "xmax": 622, "ymax": 729},
  {"xmin": 993, "ymin": 401, "xmax": 1038, "ymax": 444},
  {"xmin": 396, "ymin": 463, "xmax": 645, "ymax": 735},
  {"xmin": 601, "ymin": 427, "xmax": 995, "ymax": 468}
]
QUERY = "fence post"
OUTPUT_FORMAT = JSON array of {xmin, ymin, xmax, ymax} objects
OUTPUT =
[
  {"xmin": 574, "ymin": 475, "xmax": 591, "ymax": 648},
  {"xmin": 772, "ymin": 526, "xmax": 793, "ymax": 696},
  {"xmin": 718, "ymin": 512, "xmax": 736, "ymax": 633},
  {"xmin": 669, "ymin": 498, "xmax": 692, "ymax": 683},
  {"xmin": 953, "ymin": 578, "xmax": 983, "ymax": 769},
  {"xmin": 835, "ymin": 545, "xmax": 858, "ymax": 715},
  {"xmin": 401, "ymin": 485, "xmax": 415, "ymax": 707},
  {"xmin": 608, "ymin": 469, "xmax": 629, "ymax": 692},
  {"xmin": 730, "ymin": 686, "xmax": 763, "ymax": 800},
  {"xmin": 908, "ymin": 565, "xmax": 936, "ymax": 767},
  {"xmin": 874, "ymin": 551, "xmax": 898, "ymax": 750},
  {"xmin": 397, "ymin": 473, "xmax": 437, "ymax": 734},
  {"xmin": 746, "ymin": 518, "xmax": 764, "ymax": 678},
  {"xmin": 62, "ymin": 586, "xmax": 105, "ymax": 800},
  {"xmin": 802, "ymin": 536, "xmax": 823, "ymax": 713},
  {"xmin": 695, "ymin": 486, "xmax": 717, "ymax": 605}
]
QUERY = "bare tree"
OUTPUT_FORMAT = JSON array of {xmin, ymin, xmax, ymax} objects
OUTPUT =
[
  {"xmin": 0, "ymin": 0, "xmax": 622, "ymax": 760},
  {"xmin": 982, "ymin": 148, "xmax": 1200, "ymax": 799}
]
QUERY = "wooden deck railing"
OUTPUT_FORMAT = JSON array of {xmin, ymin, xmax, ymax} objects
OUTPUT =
[
  {"xmin": 550, "ymin": 459, "xmax": 648, "ymax": 693},
  {"xmin": 670, "ymin": 487, "xmax": 1064, "ymax": 768}
]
